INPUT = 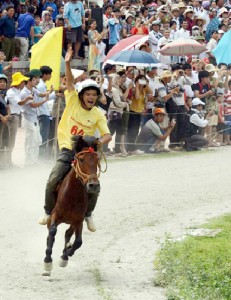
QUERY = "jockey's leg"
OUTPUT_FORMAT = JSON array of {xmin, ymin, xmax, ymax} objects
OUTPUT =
[
  {"xmin": 39, "ymin": 148, "xmax": 74, "ymax": 225},
  {"xmin": 85, "ymin": 192, "xmax": 99, "ymax": 232}
]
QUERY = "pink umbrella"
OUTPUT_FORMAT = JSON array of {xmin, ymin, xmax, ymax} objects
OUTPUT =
[
  {"xmin": 159, "ymin": 38, "xmax": 206, "ymax": 56},
  {"xmin": 104, "ymin": 35, "xmax": 149, "ymax": 61}
]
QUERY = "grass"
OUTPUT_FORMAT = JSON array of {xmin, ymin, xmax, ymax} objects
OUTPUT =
[
  {"xmin": 90, "ymin": 266, "xmax": 113, "ymax": 300},
  {"xmin": 154, "ymin": 214, "xmax": 231, "ymax": 300}
]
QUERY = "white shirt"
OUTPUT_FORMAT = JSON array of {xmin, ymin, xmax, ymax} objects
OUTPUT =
[
  {"xmin": 6, "ymin": 87, "xmax": 21, "ymax": 114},
  {"xmin": 36, "ymin": 79, "xmax": 56, "ymax": 116},
  {"xmin": 190, "ymin": 108, "xmax": 208, "ymax": 127},
  {"xmin": 174, "ymin": 28, "xmax": 191, "ymax": 40}
]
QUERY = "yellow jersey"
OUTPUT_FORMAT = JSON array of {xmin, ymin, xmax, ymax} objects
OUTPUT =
[{"xmin": 58, "ymin": 90, "xmax": 110, "ymax": 150}]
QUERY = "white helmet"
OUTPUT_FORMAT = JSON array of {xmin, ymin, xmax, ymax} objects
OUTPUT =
[
  {"xmin": 0, "ymin": 74, "xmax": 8, "ymax": 82},
  {"xmin": 77, "ymin": 79, "xmax": 100, "ymax": 96}
]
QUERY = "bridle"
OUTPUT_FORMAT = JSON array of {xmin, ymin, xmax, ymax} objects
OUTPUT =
[{"xmin": 71, "ymin": 147, "xmax": 107, "ymax": 185}]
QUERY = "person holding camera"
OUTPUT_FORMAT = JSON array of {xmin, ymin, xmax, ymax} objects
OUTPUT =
[
  {"xmin": 182, "ymin": 98, "xmax": 214, "ymax": 151},
  {"xmin": 136, "ymin": 107, "xmax": 176, "ymax": 153},
  {"xmin": 168, "ymin": 64, "xmax": 193, "ymax": 148}
]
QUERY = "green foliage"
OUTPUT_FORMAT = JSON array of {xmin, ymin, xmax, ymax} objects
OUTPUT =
[{"xmin": 154, "ymin": 215, "xmax": 231, "ymax": 300}]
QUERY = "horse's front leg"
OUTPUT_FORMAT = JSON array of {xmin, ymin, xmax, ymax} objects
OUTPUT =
[
  {"xmin": 66, "ymin": 223, "xmax": 83, "ymax": 257},
  {"xmin": 59, "ymin": 225, "xmax": 74, "ymax": 268},
  {"xmin": 43, "ymin": 221, "xmax": 58, "ymax": 274}
]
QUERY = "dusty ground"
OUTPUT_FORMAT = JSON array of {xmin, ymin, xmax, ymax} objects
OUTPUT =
[{"xmin": 0, "ymin": 128, "xmax": 230, "ymax": 300}]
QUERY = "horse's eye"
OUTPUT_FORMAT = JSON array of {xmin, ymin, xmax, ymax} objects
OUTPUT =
[{"xmin": 79, "ymin": 158, "xmax": 84, "ymax": 163}]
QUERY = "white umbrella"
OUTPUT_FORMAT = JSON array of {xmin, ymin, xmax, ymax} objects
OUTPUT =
[{"xmin": 159, "ymin": 38, "xmax": 206, "ymax": 56}]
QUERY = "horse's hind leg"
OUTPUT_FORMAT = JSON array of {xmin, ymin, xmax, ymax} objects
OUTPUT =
[
  {"xmin": 67, "ymin": 224, "xmax": 83, "ymax": 257},
  {"xmin": 44, "ymin": 221, "xmax": 57, "ymax": 273},
  {"xmin": 59, "ymin": 226, "xmax": 74, "ymax": 268}
]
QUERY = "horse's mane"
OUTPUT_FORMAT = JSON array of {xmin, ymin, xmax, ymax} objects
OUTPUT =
[{"xmin": 72, "ymin": 135, "xmax": 98, "ymax": 153}]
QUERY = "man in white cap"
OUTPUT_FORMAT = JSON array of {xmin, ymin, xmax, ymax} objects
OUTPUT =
[
  {"xmin": 149, "ymin": 20, "xmax": 163, "ymax": 56},
  {"xmin": 182, "ymin": 98, "xmax": 214, "ymax": 150}
]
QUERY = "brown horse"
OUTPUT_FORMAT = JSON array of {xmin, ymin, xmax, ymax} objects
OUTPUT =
[{"xmin": 43, "ymin": 135, "xmax": 103, "ymax": 275}]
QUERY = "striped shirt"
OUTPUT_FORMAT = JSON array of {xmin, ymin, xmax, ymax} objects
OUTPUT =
[{"xmin": 224, "ymin": 90, "xmax": 231, "ymax": 115}]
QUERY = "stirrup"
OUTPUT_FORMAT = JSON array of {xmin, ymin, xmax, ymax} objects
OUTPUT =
[{"xmin": 38, "ymin": 213, "xmax": 51, "ymax": 225}]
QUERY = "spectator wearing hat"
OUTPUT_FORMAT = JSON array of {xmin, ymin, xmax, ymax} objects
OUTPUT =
[
  {"xmin": 170, "ymin": 5, "xmax": 181, "ymax": 30},
  {"xmin": 0, "ymin": 74, "xmax": 10, "ymax": 169},
  {"xmin": 15, "ymin": 5, "xmax": 35, "ymax": 61},
  {"xmin": 6, "ymin": 72, "xmax": 30, "ymax": 165},
  {"xmin": 121, "ymin": 13, "xmax": 134, "ymax": 38},
  {"xmin": 182, "ymin": 97, "xmax": 213, "ymax": 151},
  {"xmin": 149, "ymin": 20, "xmax": 163, "ymax": 56},
  {"xmin": 183, "ymin": 7, "xmax": 195, "ymax": 33},
  {"xmin": 193, "ymin": 15, "xmax": 206, "ymax": 32},
  {"xmin": 178, "ymin": 2, "xmax": 187, "ymax": 24},
  {"xmin": 0, "ymin": 5, "xmax": 16, "ymax": 61},
  {"xmin": 205, "ymin": 8, "xmax": 220, "ymax": 41},
  {"xmin": 206, "ymin": 30, "xmax": 219, "ymax": 65},
  {"xmin": 19, "ymin": 70, "xmax": 51, "ymax": 165},
  {"xmin": 136, "ymin": 107, "xmax": 176, "ymax": 153},
  {"xmin": 157, "ymin": 70, "xmax": 180, "ymax": 109}
]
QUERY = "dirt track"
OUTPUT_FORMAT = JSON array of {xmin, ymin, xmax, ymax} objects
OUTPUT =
[{"xmin": 0, "ymin": 140, "xmax": 230, "ymax": 300}]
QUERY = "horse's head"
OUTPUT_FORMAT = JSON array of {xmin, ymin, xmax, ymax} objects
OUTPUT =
[{"xmin": 72, "ymin": 135, "xmax": 101, "ymax": 194}]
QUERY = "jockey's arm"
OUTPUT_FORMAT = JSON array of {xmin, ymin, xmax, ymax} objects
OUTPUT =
[
  {"xmin": 99, "ymin": 133, "xmax": 112, "ymax": 145},
  {"xmin": 65, "ymin": 48, "xmax": 75, "ymax": 93}
]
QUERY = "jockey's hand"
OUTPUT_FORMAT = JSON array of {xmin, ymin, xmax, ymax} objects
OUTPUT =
[
  {"xmin": 65, "ymin": 48, "xmax": 73, "ymax": 63},
  {"xmin": 96, "ymin": 138, "xmax": 102, "ymax": 148}
]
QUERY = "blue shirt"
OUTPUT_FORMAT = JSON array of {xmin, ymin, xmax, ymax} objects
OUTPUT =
[
  {"xmin": 63, "ymin": 1, "xmax": 84, "ymax": 28},
  {"xmin": 43, "ymin": 2, "xmax": 58, "ymax": 21},
  {"xmin": 16, "ymin": 13, "xmax": 35, "ymax": 38},
  {"xmin": 0, "ymin": 15, "xmax": 15, "ymax": 38},
  {"xmin": 108, "ymin": 18, "xmax": 122, "ymax": 45}
]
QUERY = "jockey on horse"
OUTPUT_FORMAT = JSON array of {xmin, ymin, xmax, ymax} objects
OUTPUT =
[{"xmin": 38, "ymin": 48, "xmax": 112, "ymax": 231}]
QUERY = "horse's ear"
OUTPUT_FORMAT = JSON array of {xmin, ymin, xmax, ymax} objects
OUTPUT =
[{"xmin": 72, "ymin": 135, "xmax": 84, "ymax": 152}]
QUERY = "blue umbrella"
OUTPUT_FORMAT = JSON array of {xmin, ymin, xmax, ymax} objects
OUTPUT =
[
  {"xmin": 212, "ymin": 30, "xmax": 231, "ymax": 65},
  {"xmin": 105, "ymin": 49, "xmax": 159, "ymax": 67}
]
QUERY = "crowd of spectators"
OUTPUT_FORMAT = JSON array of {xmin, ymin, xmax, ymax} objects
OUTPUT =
[{"xmin": 0, "ymin": 0, "xmax": 231, "ymax": 168}]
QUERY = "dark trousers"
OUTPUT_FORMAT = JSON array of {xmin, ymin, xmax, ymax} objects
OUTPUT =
[
  {"xmin": 127, "ymin": 111, "xmax": 142, "ymax": 151},
  {"xmin": 2, "ymin": 37, "xmax": 15, "ymax": 61},
  {"xmin": 38, "ymin": 115, "xmax": 50, "ymax": 158},
  {"xmin": 108, "ymin": 118, "xmax": 124, "ymax": 153},
  {"xmin": 170, "ymin": 105, "xmax": 186, "ymax": 146},
  {"xmin": 184, "ymin": 134, "xmax": 208, "ymax": 151},
  {"xmin": 44, "ymin": 148, "xmax": 98, "ymax": 216}
]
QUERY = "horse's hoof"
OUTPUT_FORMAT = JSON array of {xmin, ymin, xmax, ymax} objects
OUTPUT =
[
  {"xmin": 67, "ymin": 249, "xmax": 74, "ymax": 257},
  {"xmin": 59, "ymin": 258, "xmax": 68, "ymax": 268},
  {"xmin": 42, "ymin": 271, "xmax": 51, "ymax": 276},
  {"xmin": 44, "ymin": 262, "xmax": 53, "ymax": 272}
]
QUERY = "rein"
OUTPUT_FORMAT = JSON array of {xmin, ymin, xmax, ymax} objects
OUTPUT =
[{"xmin": 72, "ymin": 147, "xmax": 107, "ymax": 185}]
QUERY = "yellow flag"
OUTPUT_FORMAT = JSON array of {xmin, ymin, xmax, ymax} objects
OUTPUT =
[{"xmin": 30, "ymin": 27, "xmax": 63, "ymax": 90}]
